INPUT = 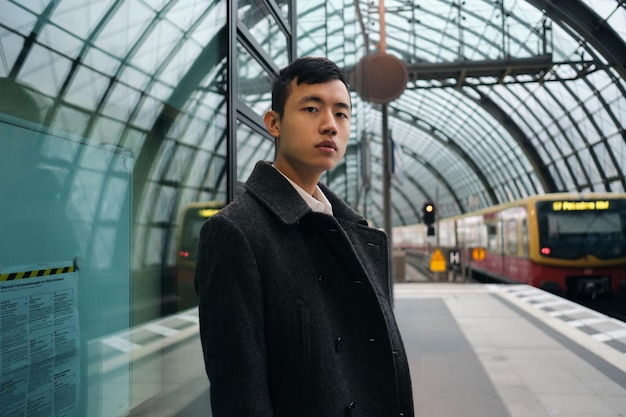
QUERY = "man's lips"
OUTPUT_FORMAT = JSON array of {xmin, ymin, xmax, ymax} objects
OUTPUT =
[{"xmin": 316, "ymin": 141, "xmax": 337, "ymax": 150}]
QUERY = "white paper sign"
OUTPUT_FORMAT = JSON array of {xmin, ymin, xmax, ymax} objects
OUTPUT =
[{"xmin": 1, "ymin": 265, "xmax": 80, "ymax": 417}]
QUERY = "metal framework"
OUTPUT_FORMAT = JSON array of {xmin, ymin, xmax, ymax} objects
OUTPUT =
[{"xmin": 1, "ymin": 0, "xmax": 625, "ymax": 271}]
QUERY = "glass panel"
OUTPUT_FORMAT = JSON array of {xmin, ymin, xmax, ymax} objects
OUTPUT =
[
  {"xmin": 93, "ymin": 0, "xmax": 154, "ymax": 57},
  {"xmin": 17, "ymin": 44, "xmax": 73, "ymax": 97},
  {"xmin": 39, "ymin": 22, "xmax": 83, "ymax": 57},
  {"xmin": 0, "ymin": 0, "xmax": 231, "ymax": 415},
  {"xmin": 237, "ymin": 44, "xmax": 273, "ymax": 115},
  {"xmin": 50, "ymin": 105, "xmax": 91, "ymax": 136},
  {"xmin": 236, "ymin": 119, "xmax": 274, "ymax": 182},
  {"xmin": 240, "ymin": 0, "xmax": 290, "ymax": 68},
  {"xmin": 0, "ymin": 115, "xmax": 132, "ymax": 417},
  {"xmin": 101, "ymin": 82, "xmax": 143, "ymax": 120},
  {"xmin": 0, "ymin": 2, "xmax": 38, "ymax": 37},
  {"xmin": 160, "ymin": 40, "xmax": 204, "ymax": 86},
  {"xmin": 65, "ymin": 65, "xmax": 111, "ymax": 111}
]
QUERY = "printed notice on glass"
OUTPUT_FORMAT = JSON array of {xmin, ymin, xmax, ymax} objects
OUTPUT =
[{"xmin": 0, "ymin": 264, "xmax": 80, "ymax": 417}]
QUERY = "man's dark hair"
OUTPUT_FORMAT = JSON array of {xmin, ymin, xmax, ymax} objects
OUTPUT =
[{"xmin": 271, "ymin": 57, "xmax": 350, "ymax": 117}]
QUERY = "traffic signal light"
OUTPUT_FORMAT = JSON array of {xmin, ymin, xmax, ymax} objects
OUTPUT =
[
  {"xmin": 423, "ymin": 202, "xmax": 436, "ymax": 225},
  {"xmin": 423, "ymin": 202, "xmax": 436, "ymax": 236}
]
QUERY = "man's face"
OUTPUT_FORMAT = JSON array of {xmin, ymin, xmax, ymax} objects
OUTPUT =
[{"xmin": 266, "ymin": 79, "xmax": 352, "ymax": 183}]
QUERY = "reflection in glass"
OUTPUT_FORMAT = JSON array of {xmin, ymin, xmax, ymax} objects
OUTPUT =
[
  {"xmin": 236, "ymin": 120, "xmax": 274, "ymax": 182},
  {"xmin": 237, "ymin": 43, "xmax": 273, "ymax": 113}
]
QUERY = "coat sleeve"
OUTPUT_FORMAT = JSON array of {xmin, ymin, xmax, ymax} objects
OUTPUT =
[{"xmin": 194, "ymin": 214, "xmax": 274, "ymax": 416}]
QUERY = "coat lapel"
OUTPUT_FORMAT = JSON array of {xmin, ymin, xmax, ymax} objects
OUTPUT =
[{"xmin": 244, "ymin": 161, "xmax": 311, "ymax": 225}]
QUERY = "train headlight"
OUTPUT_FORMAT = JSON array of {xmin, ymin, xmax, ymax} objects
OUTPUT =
[{"xmin": 540, "ymin": 247, "xmax": 552, "ymax": 255}]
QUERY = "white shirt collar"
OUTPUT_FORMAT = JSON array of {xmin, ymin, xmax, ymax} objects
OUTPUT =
[{"xmin": 272, "ymin": 165, "xmax": 333, "ymax": 215}]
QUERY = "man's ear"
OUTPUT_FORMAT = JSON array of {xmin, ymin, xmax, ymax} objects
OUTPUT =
[{"xmin": 264, "ymin": 110, "xmax": 280, "ymax": 137}]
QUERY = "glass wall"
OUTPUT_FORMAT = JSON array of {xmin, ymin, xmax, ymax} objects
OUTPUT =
[{"xmin": 0, "ymin": 1, "xmax": 295, "ymax": 415}]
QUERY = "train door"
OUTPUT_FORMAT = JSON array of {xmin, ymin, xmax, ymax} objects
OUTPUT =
[
  {"xmin": 515, "ymin": 218, "xmax": 531, "ymax": 283},
  {"xmin": 485, "ymin": 218, "xmax": 505, "ymax": 278},
  {"xmin": 503, "ymin": 218, "xmax": 517, "ymax": 279},
  {"xmin": 503, "ymin": 217, "xmax": 530, "ymax": 282}
]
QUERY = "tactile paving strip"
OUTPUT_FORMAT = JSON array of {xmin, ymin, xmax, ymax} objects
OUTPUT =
[{"xmin": 491, "ymin": 284, "xmax": 626, "ymax": 354}]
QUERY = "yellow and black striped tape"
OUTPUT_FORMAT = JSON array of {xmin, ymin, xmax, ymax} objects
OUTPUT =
[{"xmin": 0, "ymin": 265, "xmax": 76, "ymax": 282}]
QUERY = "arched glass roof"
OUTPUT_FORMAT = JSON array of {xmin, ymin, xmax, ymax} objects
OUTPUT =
[
  {"xmin": 297, "ymin": 0, "xmax": 626, "ymax": 226},
  {"xmin": 1, "ymin": 0, "xmax": 625, "ymax": 268}
]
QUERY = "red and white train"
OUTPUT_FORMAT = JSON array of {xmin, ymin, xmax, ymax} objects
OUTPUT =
[{"xmin": 393, "ymin": 193, "xmax": 626, "ymax": 298}]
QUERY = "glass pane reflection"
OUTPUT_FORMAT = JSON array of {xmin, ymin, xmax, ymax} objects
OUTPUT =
[
  {"xmin": 236, "ymin": 120, "xmax": 274, "ymax": 182},
  {"xmin": 237, "ymin": 43, "xmax": 273, "ymax": 114}
]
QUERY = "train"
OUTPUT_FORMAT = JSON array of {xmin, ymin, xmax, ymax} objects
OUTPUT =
[
  {"xmin": 393, "ymin": 193, "xmax": 626, "ymax": 298},
  {"xmin": 175, "ymin": 201, "xmax": 224, "ymax": 310}
]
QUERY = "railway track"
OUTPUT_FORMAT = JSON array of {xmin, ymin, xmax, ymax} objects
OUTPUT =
[{"xmin": 403, "ymin": 250, "xmax": 626, "ymax": 323}]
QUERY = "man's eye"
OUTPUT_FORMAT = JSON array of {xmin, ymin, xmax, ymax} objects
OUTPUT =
[
  {"xmin": 305, "ymin": 107, "xmax": 317, "ymax": 112},
  {"xmin": 337, "ymin": 112, "xmax": 349, "ymax": 119}
]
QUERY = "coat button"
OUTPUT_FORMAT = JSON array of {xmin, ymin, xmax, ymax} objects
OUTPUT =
[
  {"xmin": 345, "ymin": 401, "xmax": 355, "ymax": 416},
  {"xmin": 318, "ymin": 274, "xmax": 329, "ymax": 289},
  {"xmin": 335, "ymin": 336, "xmax": 343, "ymax": 352}
]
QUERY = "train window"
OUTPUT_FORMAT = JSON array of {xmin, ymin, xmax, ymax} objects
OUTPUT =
[
  {"xmin": 547, "ymin": 212, "xmax": 620, "ymax": 236},
  {"xmin": 506, "ymin": 219, "xmax": 518, "ymax": 255},
  {"xmin": 537, "ymin": 199, "xmax": 626, "ymax": 260},
  {"xmin": 438, "ymin": 220, "xmax": 456, "ymax": 247},
  {"xmin": 486, "ymin": 222, "xmax": 499, "ymax": 252},
  {"xmin": 456, "ymin": 216, "xmax": 484, "ymax": 247}
]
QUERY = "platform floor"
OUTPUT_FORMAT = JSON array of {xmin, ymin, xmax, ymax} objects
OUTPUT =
[
  {"xmin": 396, "ymin": 283, "xmax": 626, "ymax": 417},
  {"xmin": 128, "ymin": 281, "xmax": 626, "ymax": 417}
]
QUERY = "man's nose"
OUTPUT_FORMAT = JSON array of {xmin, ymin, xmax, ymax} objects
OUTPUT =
[{"xmin": 320, "ymin": 110, "xmax": 337, "ymax": 135}]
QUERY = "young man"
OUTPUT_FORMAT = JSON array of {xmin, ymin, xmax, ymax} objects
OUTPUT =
[{"xmin": 194, "ymin": 57, "xmax": 414, "ymax": 417}]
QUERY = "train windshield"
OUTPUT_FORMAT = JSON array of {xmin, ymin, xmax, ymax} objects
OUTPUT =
[{"xmin": 536, "ymin": 198, "xmax": 626, "ymax": 260}]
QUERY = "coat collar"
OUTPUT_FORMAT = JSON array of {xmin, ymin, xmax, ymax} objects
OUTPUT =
[{"xmin": 244, "ymin": 161, "xmax": 368, "ymax": 226}]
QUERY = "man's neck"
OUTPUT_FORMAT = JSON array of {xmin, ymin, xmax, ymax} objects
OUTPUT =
[{"xmin": 272, "ymin": 162, "xmax": 321, "ymax": 195}]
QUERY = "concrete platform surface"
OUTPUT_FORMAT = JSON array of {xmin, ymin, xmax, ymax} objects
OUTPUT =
[
  {"xmin": 395, "ymin": 283, "xmax": 626, "ymax": 417},
  {"xmin": 126, "ymin": 282, "xmax": 626, "ymax": 416}
]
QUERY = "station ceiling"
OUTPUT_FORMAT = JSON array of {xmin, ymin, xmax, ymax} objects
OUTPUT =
[
  {"xmin": 1, "ymin": 1, "xmax": 625, "ymax": 260},
  {"xmin": 301, "ymin": 0, "xmax": 626, "ymax": 225}
]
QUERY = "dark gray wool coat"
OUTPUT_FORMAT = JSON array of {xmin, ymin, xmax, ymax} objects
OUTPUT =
[{"xmin": 194, "ymin": 161, "xmax": 414, "ymax": 417}]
